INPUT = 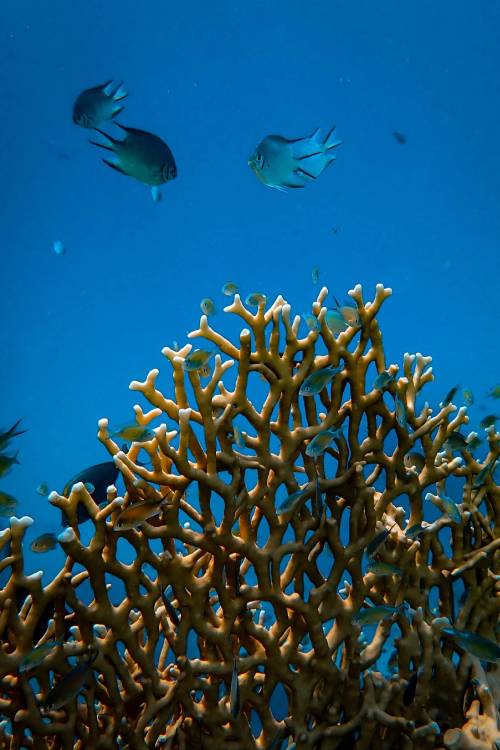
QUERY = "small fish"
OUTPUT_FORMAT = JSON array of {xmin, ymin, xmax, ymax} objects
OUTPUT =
[
  {"xmin": 480, "ymin": 414, "xmax": 498, "ymax": 429},
  {"xmin": 335, "ymin": 302, "xmax": 360, "ymax": 328},
  {"xmin": 172, "ymin": 340, "xmax": 180, "ymax": 352},
  {"xmin": 366, "ymin": 560, "xmax": 402, "ymax": 577},
  {"xmin": 442, "ymin": 386, "xmax": 459, "ymax": 407},
  {"xmin": 0, "ymin": 452, "xmax": 19, "ymax": 478},
  {"xmin": 324, "ymin": 309, "xmax": 348, "ymax": 334},
  {"xmin": 43, "ymin": 650, "xmax": 98, "ymax": 709},
  {"xmin": 198, "ymin": 364, "xmax": 211, "ymax": 378},
  {"xmin": 222, "ymin": 282, "xmax": 238, "ymax": 296},
  {"xmin": 462, "ymin": 388, "xmax": 474, "ymax": 406},
  {"xmin": 0, "ymin": 419, "xmax": 26, "ymax": 451},
  {"xmin": 110, "ymin": 424, "xmax": 156, "ymax": 442},
  {"xmin": 233, "ymin": 426, "xmax": 245, "ymax": 448},
  {"xmin": 311, "ymin": 267, "xmax": 320, "ymax": 284},
  {"xmin": 403, "ymin": 671, "xmax": 418, "ymax": 705},
  {"xmin": 36, "ymin": 483, "xmax": 49, "ymax": 496},
  {"xmin": 441, "ymin": 627, "xmax": 500, "ymax": 662},
  {"xmin": 429, "ymin": 494, "xmax": 461, "ymax": 523},
  {"xmin": 113, "ymin": 498, "xmax": 170, "ymax": 531},
  {"xmin": 73, "ymin": 80, "xmax": 127, "ymax": 128},
  {"xmin": 365, "ymin": 524, "xmax": 395, "ymax": 558},
  {"xmin": 394, "ymin": 396, "xmax": 410, "ymax": 431},
  {"xmin": 405, "ymin": 524, "xmax": 426, "ymax": 540},
  {"xmin": 393, "ymin": 131, "xmax": 407, "ymax": 145},
  {"xmin": 19, "ymin": 640, "xmax": 63, "ymax": 673},
  {"xmin": 183, "ymin": 349, "xmax": 215, "ymax": 372},
  {"xmin": 305, "ymin": 427, "xmax": 343, "ymax": 458},
  {"xmin": 301, "ymin": 312, "xmax": 320, "ymax": 332},
  {"xmin": 159, "ymin": 587, "xmax": 180, "ymax": 626},
  {"xmin": 445, "ymin": 432, "xmax": 468, "ymax": 451},
  {"xmin": 467, "ymin": 436, "xmax": 482, "ymax": 452},
  {"xmin": 248, "ymin": 127, "xmax": 341, "ymax": 191},
  {"xmin": 200, "ymin": 298, "xmax": 216, "ymax": 316},
  {"xmin": 374, "ymin": 370, "xmax": 396, "ymax": 390},
  {"xmin": 90, "ymin": 124, "xmax": 177, "ymax": 187},
  {"xmin": 53, "ymin": 240, "xmax": 66, "ymax": 256},
  {"xmin": 230, "ymin": 658, "xmax": 240, "ymax": 718},
  {"xmin": 473, "ymin": 458, "xmax": 496, "ymax": 488},
  {"xmin": 403, "ymin": 452, "xmax": 425, "ymax": 473},
  {"xmin": 277, "ymin": 488, "xmax": 307, "ymax": 514},
  {"xmin": 487, "ymin": 385, "xmax": 500, "ymax": 399},
  {"xmin": 353, "ymin": 604, "xmax": 405, "ymax": 626},
  {"xmin": 30, "ymin": 533, "xmax": 58, "ymax": 553},
  {"xmin": 245, "ymin": 292, "xmax": 266, "ymax": 307},
  {"xmin": 61, "ymin": 461, "xmax": 119, "ymax": 526},
  {"xmin": 0, "ymin": 491, "xmax": 18, "ymax": 516},
  {"xmin": 299, "ymin": 365, "xmax": 342, "ymax": 396}
]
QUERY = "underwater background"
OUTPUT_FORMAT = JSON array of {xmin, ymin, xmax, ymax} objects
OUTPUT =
[{"xmin": 1, "ymin": 0, "xmax": 499, "ymax": 584}]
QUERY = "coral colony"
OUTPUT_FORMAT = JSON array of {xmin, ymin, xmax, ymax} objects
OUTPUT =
[{"xmin": 0, "ymin": 285, "xmax": 499, "ymax": 749}]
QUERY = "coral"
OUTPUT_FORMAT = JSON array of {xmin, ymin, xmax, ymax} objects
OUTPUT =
[{"xmin": 0, "ymin": 284, "xmax": 498, "ymax": 750}]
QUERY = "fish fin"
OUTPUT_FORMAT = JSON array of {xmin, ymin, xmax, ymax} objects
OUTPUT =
[
  {"xmin": 282, "ymin": 180, "xmax": 305, "ymax": 189},
  {"xmin": 102, "ymin": 158, "xmax": 127, "ymax": 176},
  {"xmin": 309, "ymin": 127, "xmax": 321, "ymax": 142},
  {"xmin": 297, "ymin": 150, "xmax": 323, "ymax": 161},
  {"xmin": 323, "ymin": 125, "xmax": 342, "ymax": 150},
  {"xmin": 101, "ymin": 80, "xmax": 115, "ymax": 96},
  {"xmin": 294, "ymin": 167, "xmax": 316, "ymax": 181},
  {"xmin": 89, "ymin": 139, "xmax": 113, "ymax": 152},
  {"xmin": 110, "ymin": 105, "xmax": 125, "ymax": 119},
  {"xmin": 89, "ymin": 128, "xmax": 119, "ymax": 149},
  {"xmin": 112, "ymin": 84, "xmax": 128, "ymax": 101}
]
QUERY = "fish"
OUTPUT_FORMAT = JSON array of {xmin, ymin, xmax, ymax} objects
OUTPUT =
[
  {"xmin": 403, "ymin": 452, "xmax": 425, "ymax": 473},
  {"xmin": 405, "ymin": 524, "xmax": 426, "ymax": 540},
  {"xmin": 480, "ymin": 414, "xmax": 498, "ymax": 429},
  {"xmin": 159, "ymin": 587, "xmax": 180, "ymax": 626},
  {"xmin": 30, "ymin": 533, "xmax": 58, "ymax": 553},
  {"xmin": 301, "ymin": 313, "xmax": 320, "ymax": 332},
  {"xmin": 366, "ymin": 560, "xmax": 402, "ymax": 577},
  {"xmin": 311, "ymin": 267, "xmax": 320, "ymax": 284},
  {"xmin": 43, "ymin": 650, "xmax": 98, "ymax": 710},
  {"xmin": 305, "ymin": 427, "xmax": 343, "ymax": 458},
  {"xmin": 487, "ymin": 385, "xmax": 500, "ymax": 399},
  {"xmin": 353, "ymin": 604, "xmax": 405, "ymax": 626},
  {"xmin": 365, "ymin": 524, "xmax": 395, "ymax": 558},
  {"xmin": 230, "ymin": 658, "xmax": 240, "ymax": 718},
  {"xmin": 183, "ymin": 349, "xmax": 215, "ymax": 372},
  {"xmin": 299, "ymin": 365, "xmax": 342, "ymax": 396},
  {"xmin": 393, "ymin": 131, "xmax": 407, "ymax": 144},
  {"xmin": 245, "ymin": 292, "xmax": 266, "ymax": 307},
  {"xmin": 110, "ymin": 424, "xmax": 156, "ymax": 442},
  {"xmin": 0, "ymin": 491, "xmax": 18, "ymax": 517},
  {"xmin": 324, "ymin": 309, "xmax": 348, "ymax": 334},
  {"xmin": 72, "ymin": 80, "xmax": 127, "ymax": 128},
  {"xmin": 442, "ymin": 386, "xmax": 459, "ymax": 406},
  {"xmin": 403, "ymin": 671, "xmax": 418, "ymax": 705},
  {"xmin": 90, "ymin": 124, "xmax": 177, "ymax": 187},
  {"xmin": 314, "ymin": 475, "xmax": 324, "ymax": 518},
  {"xmin": 473, "ymin": 458, "xmax": 496, "ymax": 488},
  {"xmin": 334, "ymin": 301, "xmax": 360, "ymax": 328},
  {"xmin": 428, "ymin": 493, "xmax": 461, "ymax": 523},
  {"xmin": 61, "ymin": 461, "xmax": 120, "ymax": 526},
  {"xmin": 198, "ymin": 364, "xmax": 211, "ymax": 378},
  {"xmin": 277, "ymin": 488, "xmax": 307, "ymax": 514},
  {"xmin": 374, "ymin": 370, "xmax": 396, "ymax": 390},
  {"xmin": 53, "ymin": 240, "xmax": 66, "ymax": 256},
  {"xmin": 441, "ymin": 627, "xmax": 500, "ymax": 662},
  {"xmin": 19, "ymin": 640, "xmax": 64, "ymax": 673},
  {"xmin": 0, "ymin": 452, "xmax": 19, "ymax": 478},
  {"xmin": 222, "ymin": 282, "xmax": 238, "ymax": 296},
  {"xmin": 444, "ymin": 432, "xmax": 468, "ymax": 451},
  {"xmin": 248, "ymin": 126, "xmax": 341, "ymax": 191},
  {"xmin": 233, "ymin": 426, "xmax": 245, "ymax": 448},
  {"xmin": 467, "ymin": 436, "xmax": 482, "ymax": 452},
  {"xmin": 462, "ymin": 388, "xmax": 474, "ymax": 406},
  {"xmin": 200, "ymin": 298, "xmax": 216, "ymax": 316},
  {"xmin": 0, "ymin": 419, "xmax": 26, "ymax": 451},
  {"xmin": 394, "ymin": 396, "xmax": 410, "ymax": 431},
  {"xmin": 113, "ymin": 497, "xmax": 170, "ymax": 531},
  {"xmin": 36, "ymin": 483, "xmax": 49, "ymax": 496}
]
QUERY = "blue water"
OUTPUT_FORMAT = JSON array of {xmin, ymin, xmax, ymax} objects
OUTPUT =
[{"xmin": 1, "ymin": 0, "xmax": 499, "ymax": 584}]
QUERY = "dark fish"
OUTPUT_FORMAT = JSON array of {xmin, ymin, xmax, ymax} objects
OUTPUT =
[
  {"xmin": 230, "ymin": 657, "xmax": 240, "ymax": 718},
  {"xmin": 226, "ymin": 556, "xmax": 241, "ymax": 597},
  {"xmin": 159, "ymin": 587, "xmax": 180, "ymax": 626},
  {"xmin": 480, "ymin": 414, "xmax": 499, "ymax": 429},
  {"xmin": 73, "ymin": 80, "xmax": 127, "ymax": 128},
  {"xmin": 366, "ymin": 523, "xmax": 395, "ymax": 558},
  {"xmin": 0, "ymin": 419, "xmax": 26, "ymax": 451},
  {"xmin": 403, "ymin": 671, "xmax": 418, "ymax": 705},
  {"xmin": 61, "ymin": 461, "xmax": 119, "ymax": 526},
  {"xmin": 90, "ymin": 124, "xmax": 177, "ymax": 186},
  {"xmin": 445, "ymin": 432, "xmax": 468, "ymax": 451},
  {"xmin": 0, "ymin": 452, "xmax": 19, "ymax": 478},
  {"xmin": 393, "ymin": 131, "xmax": 407, "ymax": 144},
  {"xmin": 43, "ymin": 650, "xmax": 98, "ymax": 710},
  {"xmin": 442, "ymin": 386, "xmax": 459, "ymax": 406}
]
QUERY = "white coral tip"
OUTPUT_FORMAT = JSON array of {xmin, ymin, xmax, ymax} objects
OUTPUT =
[
  {"xmin": 10, "ymin": 516, "xmax": 34, "ymax": 530},
  {"xmin": 58, "ymin": 527, "xmax": 76, "ymax": 543},
  {"xmin": 26, "ymin": 571, "xmax": 43, "ymax": 581}
]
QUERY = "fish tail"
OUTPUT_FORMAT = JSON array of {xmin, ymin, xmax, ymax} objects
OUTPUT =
[
  {"xmin": 112, "ymin": 83, "xmax": 128, "ymax": 101},
  {"xmin": 323, "ymin": 125, "xmax": 342, "ymax": 151},
  {"xmin": 6, "ymin": 419, "xmax": 26, "ymax": 440},
  {"xmin": 89, "ymin": 129, "xmax": 117, "ymax": 151}
]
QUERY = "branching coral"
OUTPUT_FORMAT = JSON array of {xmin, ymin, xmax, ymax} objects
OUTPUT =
[{"xmin": 0, "ymin": 284, "xmax": 498, "ymax": 750}]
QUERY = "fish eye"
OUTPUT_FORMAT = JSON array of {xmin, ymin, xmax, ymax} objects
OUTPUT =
[{"xmin": 255, "ymin": 153, "xmax": 263, "ymax": 166}]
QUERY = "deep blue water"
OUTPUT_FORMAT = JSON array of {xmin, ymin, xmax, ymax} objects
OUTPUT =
[{"xmin": 1, "ymin": 0, "xmax": 499, "ymax": 582}]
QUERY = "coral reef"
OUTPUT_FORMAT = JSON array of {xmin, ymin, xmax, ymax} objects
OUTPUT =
[{"xmin": 0, "ymin": 284, "xmax": 498, "ymax": 750}]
